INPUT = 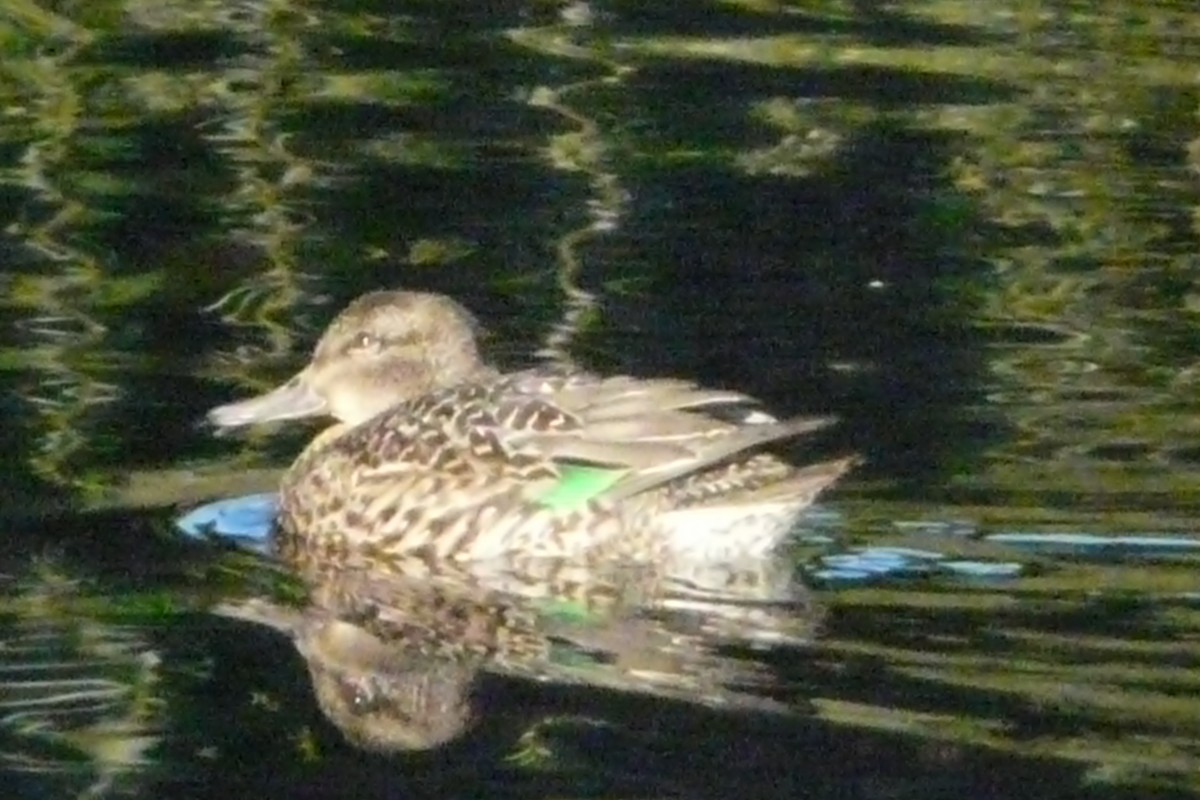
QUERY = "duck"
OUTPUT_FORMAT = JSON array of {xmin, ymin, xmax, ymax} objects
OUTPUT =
[{"xmin": 207, "ymin": 290, "xmax": 856, "ymax": 565}]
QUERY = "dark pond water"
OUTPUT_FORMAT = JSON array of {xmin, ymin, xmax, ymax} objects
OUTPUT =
[{"xmin": 4, "ymin": 0, "xmax": 1200, "ymax": 797}]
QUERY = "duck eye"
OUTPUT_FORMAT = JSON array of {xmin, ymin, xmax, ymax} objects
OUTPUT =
[
  {"xmin": 339, "ymin": 677, "xmax": 382, "ymax": 715},
  {"xmin": 350, "ymin": 332, "xmax": 378, "ymax": 351}
]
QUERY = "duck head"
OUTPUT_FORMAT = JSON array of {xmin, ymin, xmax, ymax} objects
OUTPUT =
[{"xmin": 209, "ymin": 290, "xmax": 488, "ymax": 429}]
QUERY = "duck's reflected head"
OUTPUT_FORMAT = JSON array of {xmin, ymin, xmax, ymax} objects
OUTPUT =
[
  {"xmin": 301, "ymin": 620, "xmax": 477, "ymax": 752},
  {"xmin": 209, "ymin": 290, "xmax": 486, "ymax": 429}
]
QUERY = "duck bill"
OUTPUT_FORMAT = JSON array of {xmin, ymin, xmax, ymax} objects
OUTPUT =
[{"xmin": 207, "ymin": 371, "xmax": 328, "ymax": 429}]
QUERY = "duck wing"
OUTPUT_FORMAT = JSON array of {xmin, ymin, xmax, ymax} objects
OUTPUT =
[
  {"xmin": 489, "ymin": 373, "xmax": 837, "ymax": 504},
  {"xmin": 335, "ymin": 373, "xmax": 836, "ymax": 509}
]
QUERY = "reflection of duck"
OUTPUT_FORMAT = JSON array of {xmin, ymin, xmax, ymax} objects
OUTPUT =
[
  {"xmin": 208, "ymin": 290, "xmax": 856, "ymax": 563},
  {"xmin": 216, "ymin": 556, "xmax": 817, "ymax": 752},
  {"xmin": 215, "ymin": 597, "xmax": 482, "ymax": 751}
]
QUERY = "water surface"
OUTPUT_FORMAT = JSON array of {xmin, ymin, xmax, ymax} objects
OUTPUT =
[{"xmin": 3, "ymin": 0, "xmax": 1200, "ymax": 797}]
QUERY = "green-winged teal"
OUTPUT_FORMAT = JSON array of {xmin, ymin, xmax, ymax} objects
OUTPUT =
[{"xmin": 208, "ymin": 290, "xmax": 856, "ymax": 563}]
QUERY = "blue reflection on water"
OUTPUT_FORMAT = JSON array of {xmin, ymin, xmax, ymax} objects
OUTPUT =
[
  {"xmin": 810, "ymin": 546, "xmax": 1022, "ymax": 586},
  {"xmin": 175, "ymin": 493, "xmax": 278, "ymax": 553},
  {"xmin": 985, "ymin": 531, "xmax": 1200, "ymax": 556}
]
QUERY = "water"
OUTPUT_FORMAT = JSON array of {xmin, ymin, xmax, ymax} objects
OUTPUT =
[{"xmin": 3, "ymin": 0, "xmax": 1200, "ymax": 797}]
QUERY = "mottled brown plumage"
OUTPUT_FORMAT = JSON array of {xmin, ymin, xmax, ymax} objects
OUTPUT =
[{"xmin": 208, "ymin": 290, "xmax": 856, "ymax": 564}]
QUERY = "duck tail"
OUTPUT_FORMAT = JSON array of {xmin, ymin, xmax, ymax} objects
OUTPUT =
[{"xmin": 656, "ymin": 455, "xmax": 860, "ymax": 560}]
